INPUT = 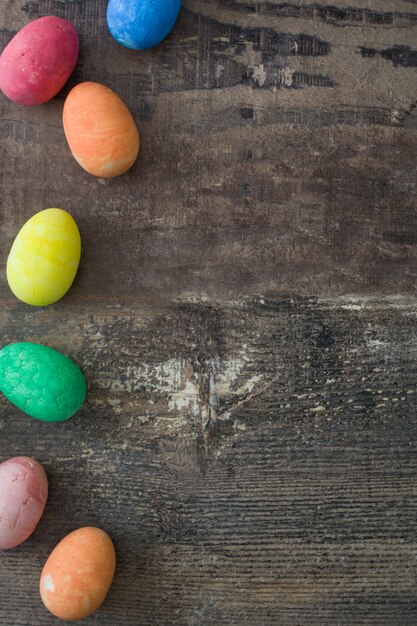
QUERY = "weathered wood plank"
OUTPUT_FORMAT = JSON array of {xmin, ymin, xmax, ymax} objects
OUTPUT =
[
  {"xmin": 0, "ymin": 1, "xmax": 416, "ymax": 299},
  {"xmin": 0, "ymin": 296, "xmax": 416, "ymax": 624}
]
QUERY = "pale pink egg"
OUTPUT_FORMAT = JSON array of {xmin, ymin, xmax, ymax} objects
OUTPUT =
[{"xmin": 0, "ymin": 456, "xmax": 48, "ymax": 549}]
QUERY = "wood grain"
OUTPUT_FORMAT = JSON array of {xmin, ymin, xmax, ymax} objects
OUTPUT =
[
  {"xmin": 0, "ymin": 0, "xmax": 416, "ymax": 624},
  {"xmin": 0, "ymin": 0, "xmax": 416, "ymax": 299},
  {"xmin": 0, "ymin": 296, "xmax": 417, "ymax": 624}
]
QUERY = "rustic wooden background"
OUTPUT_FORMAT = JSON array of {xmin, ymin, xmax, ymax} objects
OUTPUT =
[{"xmin": 0, "ymin": 1, "xmax": 416, "ymax": 624}]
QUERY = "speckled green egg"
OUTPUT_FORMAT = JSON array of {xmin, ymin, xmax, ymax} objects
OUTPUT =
[{"xmin": 0, "ymin": 342, "xmax": 86, "ymax": 422}]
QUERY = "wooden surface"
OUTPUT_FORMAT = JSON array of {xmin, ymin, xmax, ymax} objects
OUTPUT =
[{"xmin": 0, "ymin": 1, "xmax": 416, "ymax": 624}]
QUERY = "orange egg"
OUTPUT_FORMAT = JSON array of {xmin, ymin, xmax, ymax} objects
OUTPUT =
[
  {"xmin": 40, "ymin": 527, "xmax": 116, "ymax": 621},
  {"xmin": 63, "ymin": 81, "xmax": 139, "ymax": 177}
]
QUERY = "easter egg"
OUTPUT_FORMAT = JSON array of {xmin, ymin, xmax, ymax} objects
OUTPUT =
[
  {"xmin": 7, "ymin": 208, "xmax": 81, "ymax": 307},
  {"xmin": 0, "ymin": 16, "xmax": 79, "ymax": 106},
  {"xmin": 0, "ymin": 456, "xmax": 48, "ymax": 549},
  {"xmin": 40, "ymin": 527, "xmax": 116, "ymax": 621},
  {"xmin": 63, "ymin": 82, "xmax": 140, "ymax": 177},
  {"xmin": 107, "ymin": 0, "xmax": 182, "ymax": 50},
  {"xmin": 0, "ymin": 342, "xmax": 87, "ymax": 423}
]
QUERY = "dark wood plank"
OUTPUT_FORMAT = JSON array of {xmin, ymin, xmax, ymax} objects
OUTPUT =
[
  {"xmin": 0, "ymin": 0, "xmax": 416, "ymax": 624},
  {"xmin": 0, "ymin": 0, "xmax": 416, "ymax": 299},
  {"xmin": 0, "ymin": 296, "xmax": 416, "ymax": 625}
]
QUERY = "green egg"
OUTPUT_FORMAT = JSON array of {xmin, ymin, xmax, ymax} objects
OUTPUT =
[{"xmin": 0, "ymin": 342, "xmax": 86, "ymax": 422}]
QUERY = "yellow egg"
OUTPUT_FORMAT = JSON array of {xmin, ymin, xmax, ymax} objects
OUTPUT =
[{"xmin": 6, "ymin": 208, "xmax": 81, "ymax": 306}]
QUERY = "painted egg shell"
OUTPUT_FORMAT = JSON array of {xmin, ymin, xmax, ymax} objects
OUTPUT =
[
  {"xmin": 7, "ymin": 208, "xmax": 81, "ymax": 306},
  {"xmin": 40, "ymin": 527, "xmax": 116, "ymax": 621},
  {"xmin": 0, "ymin": 16, "xmax": 78, "ymax": 106},
  {"xmin": 107, "ymin": 0, "xmax": 182, "ymax": 50},
  {"xmin": 63, "ymin": 82, "xmax": 140, "ymax": 177},
  {"xmin": 0, "ymin": 342, "xmax": 87, "ymax": 423},
  {"xmin": 0, "ymin": 457, "xmax": 48, "ymax": 549}
]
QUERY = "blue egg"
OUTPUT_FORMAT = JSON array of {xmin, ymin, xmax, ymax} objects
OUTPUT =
[{"xmin": 107, "ymin": 0, "xmax": 182, "ymax": 50}]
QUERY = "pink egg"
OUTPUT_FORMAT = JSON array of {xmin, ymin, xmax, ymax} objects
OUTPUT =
[
  {"xmin": 0, "ymin": 456, "xmax": 48, "ymax": 549},
  {"xmin": 0, "ymin": 16, "xmax": 79, "ymax": 105}
]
